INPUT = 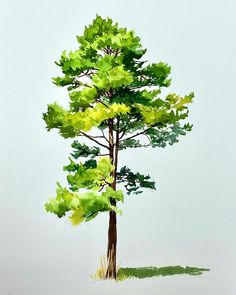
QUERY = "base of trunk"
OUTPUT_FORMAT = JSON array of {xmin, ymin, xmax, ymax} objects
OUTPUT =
[{"xmin": 105, "ymin": 211, "xmax": 117, "ymax": 279}]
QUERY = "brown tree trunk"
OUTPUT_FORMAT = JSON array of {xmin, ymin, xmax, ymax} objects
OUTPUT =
[
  {"xmin": 106, "ymin": 210, "xmax": 117, "ymax": 279},
  {"xmin": 105, "ymin": 117, "xmax": 119, "ymax": 279}
]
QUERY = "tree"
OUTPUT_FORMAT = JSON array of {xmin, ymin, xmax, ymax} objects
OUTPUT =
[{"xmin": 43, "ymin": 15, "xmax": 194, "ymax": 279}]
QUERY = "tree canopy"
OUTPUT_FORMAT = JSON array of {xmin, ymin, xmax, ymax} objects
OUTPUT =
[{"xmin": 43, "ymin": 15, "xmax": 194, "ymax": 226}]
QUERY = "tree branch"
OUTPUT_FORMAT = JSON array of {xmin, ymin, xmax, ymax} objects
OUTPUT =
[
  {"xmin": 121, "ymin": 127, "xmax": 152, "ymax": 142},
  {"xmin": 96, "ymin": 99, "xmax": 109, "ymax": 108},
  {"xmin": 80, "ymin": 131, "xmax": 109, "ymax": 150},
  {"xmin": 119, "ymin": 128, "xmax": 128, "ymax": 140},
  {"xmin": 91, "ymin": 136, "xmax": 106, "ymax": 139},
  {"xmin": 101, "ymin": 129, "xmax": 109, "ymax": 143},
  {"xmin": 98, "ymin": 184, "xmax": 105, "ymax": 192}
]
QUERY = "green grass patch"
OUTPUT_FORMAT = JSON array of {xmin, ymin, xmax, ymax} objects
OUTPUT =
[{"xmin": 117, "ymin": 265, "xmax": 210, "ymax": 280}]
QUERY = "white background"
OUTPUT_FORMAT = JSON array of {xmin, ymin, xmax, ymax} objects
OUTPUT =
[{"xmin": 1, "ymin": 0, "xmax": 236, "ymax": 294}]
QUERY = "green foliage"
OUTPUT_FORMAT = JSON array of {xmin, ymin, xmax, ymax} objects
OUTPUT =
[
  {"xmin": 119, "ymin": 138, "xmax": 143, "ymax": 150},
  {"xmin": 70, "ymin": 141, "xmax": 100, "ymax": 159},
  {"xmin": 43, "ymin": 102, "xmax": 68, "ymax": 131},
  {"xmin": 64, "ymin": 157, "xmax": 114, "ymax": 191},
  {"xmin": 45, "ymin": 154, "xmax": 125, "ymax": 225},
  {"xmin": 92, "ymin": 65, "xmax": 133, "ymax": 90},
  {"xmin": 133, "ymin": 62, "xmax": 172, "ymax": 88},
  {"xmin": 45, "ymin": 183, "xmax": 76, "ymax": 218},
  {"xmin": 69, "ymin": 87, "xmax": 98, "ymax": 109},
  {"xmin": 134, "ymin": 92, "xmax": 194, "ymax": 126},
  {"xmin": 45, "ymin": 183, "xmax": 123, "ymax": 225},
  {"xmin": 43, "ymin": 15, "xmax": 194, "ymax": 227},
  {"xmin": 43, "ymin": 102, "xmax": 131, "ymax": 137},
  {"xmin": 43, "ymin": 15, "xmax": 193, "ymax": 140},
  {"xmin": 146, "ymin": 122, "xmax": 193, "ymax": 148},
  {"xmin": 117, "ymin": 166, "xmax": 156, "ymax": 195}
]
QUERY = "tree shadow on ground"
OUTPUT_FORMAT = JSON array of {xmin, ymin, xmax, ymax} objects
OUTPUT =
[{"xmin": 117, "ymin": 265, "xmax": 210, "ymax": 280}]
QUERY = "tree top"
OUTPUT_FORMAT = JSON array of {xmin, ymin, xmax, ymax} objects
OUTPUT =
[{"xmin": 43, "ymin": 15, "xmax": 193, "ymax": 141}]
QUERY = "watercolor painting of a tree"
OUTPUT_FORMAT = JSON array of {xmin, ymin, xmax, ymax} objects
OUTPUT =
[{"xmin": 43, "ymin": 15, "xmax": 208, "ymax": 280}]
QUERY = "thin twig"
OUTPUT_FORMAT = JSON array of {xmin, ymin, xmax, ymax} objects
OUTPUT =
[
  {"xmin": 98, "ymin": 184, "xmax": 105, "ymax": 192},
  {"xmin": 97, "ymin": 99, "xmax": 109, "ymax": 108},
  {"xmin": 119, "ymin": 129, "xmax": 127, "ymax": 140},
  {"xmin": 101, "ymin": 129, "xmax": 109, "ymax": 143},
  {"xmin": 91, "ymin": 136, "xmax": 106, "ymax": 139}
]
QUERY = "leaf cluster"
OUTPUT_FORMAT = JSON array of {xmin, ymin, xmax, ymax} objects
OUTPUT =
[
  {"xmin": 117, "ymin": 166, "xmax": 156, "ymax": 195},
  {"xmin": 44, "ymin": 140, "xmax": 125, "ymax": 225},
  {"xmin": 45, "ymin": 183, "xmax": 123, "ymax": 225}
]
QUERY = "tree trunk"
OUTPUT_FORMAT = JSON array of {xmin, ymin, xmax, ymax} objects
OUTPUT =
[
  {"xmin": 105, "ymin": 116, "xmax": 119, "ymax": 279},
  {"xmin": 106, "ymin": 210, "xmax": 117, "ymax": 279}
]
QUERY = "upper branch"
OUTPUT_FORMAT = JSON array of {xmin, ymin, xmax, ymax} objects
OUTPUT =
[{"xmin": 121, "ymin": 127, "xmax": 152, "ymax": 142}]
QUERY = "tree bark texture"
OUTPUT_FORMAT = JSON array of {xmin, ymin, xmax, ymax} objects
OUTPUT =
[
  {"xmin": 106, "ymin": 117, "xmax": 119, "ymax": 279},
  {"xmin": 106, "ymin": 210, "xmax": 117, "ymax": 279}
]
